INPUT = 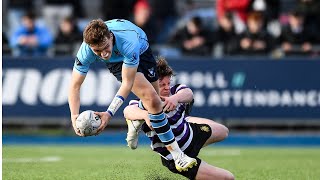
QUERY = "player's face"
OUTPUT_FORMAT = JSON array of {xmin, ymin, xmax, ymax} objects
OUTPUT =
[
  {"xmin": 159, "ymin": 76, "xmax": 171, "ymax": 97},
  {"xmin": 90, "ymin": 35, "xmax": 113, "ymax": 60}
]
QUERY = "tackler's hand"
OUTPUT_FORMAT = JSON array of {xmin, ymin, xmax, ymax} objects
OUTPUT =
[{"xmin": 161, "ymin": 96, "xmax": 178, "ymax": 112}]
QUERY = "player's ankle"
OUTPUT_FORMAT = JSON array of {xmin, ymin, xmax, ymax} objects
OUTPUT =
[{"xmin": 165, "ymin": 141, "xmax": 183, "ymax": 160}]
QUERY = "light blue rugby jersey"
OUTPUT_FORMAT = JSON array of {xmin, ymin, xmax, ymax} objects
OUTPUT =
[{"xmin": 73, "ymin": 19, "xmax": 149, "ymax": 75}]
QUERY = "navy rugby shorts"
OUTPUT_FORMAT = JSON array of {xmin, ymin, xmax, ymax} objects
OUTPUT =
[{"xmin": 106, "ymin": 47, "xmax": 158, "ymax": 83}]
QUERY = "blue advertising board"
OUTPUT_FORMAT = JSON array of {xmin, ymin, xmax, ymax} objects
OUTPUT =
[{"xmin": 3, "ymin": 57, "xmax": 320, "ymax": 119}]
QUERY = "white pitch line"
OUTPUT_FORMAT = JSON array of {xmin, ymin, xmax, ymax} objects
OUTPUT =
[
  {"xmin": 3, "ymin": 156, "xmax": 62, "ymax": 163},
  {"xmin": 201, "ymin": 149, "xmax": 241, "ymax": 156}
]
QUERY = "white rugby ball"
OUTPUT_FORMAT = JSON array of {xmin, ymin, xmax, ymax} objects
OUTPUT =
[{"xmin": 76, "ymin": 110, "xmax": 101, "ymax": 136}]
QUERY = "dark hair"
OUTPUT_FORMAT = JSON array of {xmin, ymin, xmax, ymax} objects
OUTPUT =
[
  {"xmin": 190, "ymin": 16, "xmax": 202, "ymax": 28},
  {"xmin": 289, "ymin": 9, "xmax": 304, "ymax": 18},
  {"xmin": 23, "ymin": 11, "xmax": 36, "ymax": 20},
  {"xmin": 63, "ymin": 16, "xmax": 75, "ymax": 24},
  {"xmin": 156, "ymin": 56, "xmax": 174, "ymax": 80},
  {"xmin": 83, "ymin": 19, "xmax": 111, "ymax": 45},
  {"xmin": 247, "ymin": 11, "xmax": 263, "ymax": 22}
]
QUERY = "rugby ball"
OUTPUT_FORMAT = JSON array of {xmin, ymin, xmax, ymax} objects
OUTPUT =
[{"xmin": 76, "ymin": 110, "xmax": 101, "ymax": 136}]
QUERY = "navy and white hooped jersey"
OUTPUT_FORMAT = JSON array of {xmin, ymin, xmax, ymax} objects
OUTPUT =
[
  {"xmin": 129, "ymin": 84, "xmax": 193, "ymax": 160},
  {"xmin": 73, "ymin": 19, "xmax": 149, "ymax": 75}
]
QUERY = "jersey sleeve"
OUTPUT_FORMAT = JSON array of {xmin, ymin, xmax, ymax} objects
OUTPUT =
[
  {"xmin": 128, "ymin": 99, "xmax": 146, "ymax": 110},
  {"xmin": 128, "ymin": 99, "xmax": 140, "ymax": 106},
  {"xmin": 73, "ymin": 42, "xmax": 96, "ymax": 75},
  {"xmin": 121, "ymin": 40, "xmax": 140, "ymax": 68},
  {"xmin": 171, "ymin": 84, "xmax": 190, "ymax": 95},
  {"xmin": 171, "ymin": 84, "xmax": 194, "ymax": 115}
]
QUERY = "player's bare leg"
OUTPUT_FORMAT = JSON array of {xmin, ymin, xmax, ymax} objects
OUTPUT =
[
  {"xmin": 195, "ymin": 161, "xmax": 234, "ymax": 180},
  {"xmin": 187, "ymin": 117, "xmax": 229, "ymax": 146}
]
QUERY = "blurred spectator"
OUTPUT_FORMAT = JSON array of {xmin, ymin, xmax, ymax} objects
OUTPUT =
[
  {"xmin": 42, "ymin": 0, "xmax": 83, "ymax": 36},
  {"xmin": 214, "ymin": 12, "xmax": 239, "ymax": 56},
  {"xmin": 168, "ymin": 16, "xmax": 213, "ymax": 56},
  {"xmin": 149, "ymin": 0, "xmax": 178, "ymax": 44},
  {"xmin": 250, "ymin": 0, "xmax": 280, "ymax": 23},
  {"xmin": 9, "ymin": 12, "xmax": 53, "ymax": 57},
  {"xmin": 81, "ymin": 0, "xmax": 103, "ymax": 20},
  {"xmin": 3, "ymin": 32, "xmax": 12, "ymax": 55},
  {"xmin": 6, "ymin": 0, "xmax": 35, "ymax": 37},
  {"xmin": 131, "ymin": 0, "xmax": 157, "ymax": 45},
  {"xmin": 295, "ymin": 0, "xmax": 320, "ymax": 33},
  {"xmin": 3, "ymin": 0, "xmax": 9, "ymax": 31},
  {"xmin": 237, "ymin": 11, "xmax": 273, "ymax": 56},
  {"xmin": 279, "ymin": 10, "xmax": 314, "ymax": 56},
  {"xmin": 54, "ymin": 16, "xmax": 83, "ymax": 56},
  {"xmin": 102, "ymin": 0, "xmax": 136, "ymax": 20},
  {"xmin": 216, "ymin": 0, "xmax": 251, "ymax": 34},
  {"xmin": 250, "ymin": 0, "xmax": 281, "ymax": 38}
]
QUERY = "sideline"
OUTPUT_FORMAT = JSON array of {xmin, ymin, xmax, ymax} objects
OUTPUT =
[
  {"xmin": 3, "ymin": 132, "xmax": 320, "ymax": 146},
  {"xmin": 3, "ymin": 156, "xmax": 61, "ymax": 163}
]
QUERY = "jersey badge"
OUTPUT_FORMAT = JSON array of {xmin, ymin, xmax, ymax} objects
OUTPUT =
[
  {"xmin": 148, "ymin": 67, "xmax": 156, "ymax": 78},
  {"xmin": 200, "ymin": 125, "xmax": 210, "ymax": 132}
]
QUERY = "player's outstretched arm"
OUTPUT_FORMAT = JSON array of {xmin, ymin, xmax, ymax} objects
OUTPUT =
[
  {"xmin": 68, "ymin": 70, "xmax": 86, "ymax": 136},
  {"xmin": 95, "ymin": 66, "xmax": 138, "ymax": 134}
]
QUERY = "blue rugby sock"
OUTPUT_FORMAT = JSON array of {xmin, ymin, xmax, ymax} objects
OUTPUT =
[{"xmin": 148, "ymin": 111, "xmax": 175, "ymax": 145}]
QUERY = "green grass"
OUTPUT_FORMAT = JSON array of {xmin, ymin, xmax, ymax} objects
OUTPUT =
[{"xmin": 3, "ymin": 145, "xmax": 320, "ymax": 180}]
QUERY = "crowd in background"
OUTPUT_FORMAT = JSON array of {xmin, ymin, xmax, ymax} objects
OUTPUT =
[{"xmin": 2, "ymin": 0, "xmax": 320, "ymax": 59}]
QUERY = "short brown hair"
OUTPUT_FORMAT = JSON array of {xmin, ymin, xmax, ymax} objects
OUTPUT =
[
  {"xmin": 83, "ymin": 19, "xmax": 111, "ymax": 45},
  {"xmin": 247, "ymin": 11, "xmax": 263, "ymax": 22},
  {"xmin": 156, "ymin": 56, "xmax": 174, "ymax": 80}
]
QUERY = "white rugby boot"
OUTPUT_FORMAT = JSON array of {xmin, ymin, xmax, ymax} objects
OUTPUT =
[
  {"xmin": 174, "ymin": 152, "xmax": 198, "ymax": 172},
  {"xmin": 126, "ymin": 119, "xmax": 144, "ymax": 150}
]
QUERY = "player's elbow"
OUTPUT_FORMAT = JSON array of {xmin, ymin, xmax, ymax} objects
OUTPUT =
[
  {"xmin": 185, "ymin": 88, "xmax": 194, "ymax": 102},
  {"xmin": 188, "ymin": 89, "xmax": 194, "ymax": 102}
]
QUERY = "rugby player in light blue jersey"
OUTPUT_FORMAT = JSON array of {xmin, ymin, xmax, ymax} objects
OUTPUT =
[
  {"xmin": 124, "ymin": 57, "xmax": 234, "ymax": 180},
  {"xmin": 68, "ymin": 19, "xmax": 196, "ymax": 172}
]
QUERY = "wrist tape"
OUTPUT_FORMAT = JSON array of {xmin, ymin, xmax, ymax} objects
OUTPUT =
[{"xmin": 106, "ymin": 95, "xmax": 124, "ymax": 116}]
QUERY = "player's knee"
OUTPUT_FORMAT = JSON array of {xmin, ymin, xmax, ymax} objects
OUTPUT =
[
  {"xmin": 140, "ymin": 91, "xmax": 161, "ymax": 111},
  {"xmin": 224, "ymin": 171, "xmax": 235, "ymax": 180},
  {"xmin": 214, "ymin": 124, "xmax": 229, "ymax": 142},
  {"xmin": 222, "ymin": 125, "xmax": 229, "ymax": 140}
]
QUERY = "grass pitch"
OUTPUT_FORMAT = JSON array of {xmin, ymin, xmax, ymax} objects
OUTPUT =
[{"xmin": 3, "ymin": 145, "xmax": 320, "ymax": 180}]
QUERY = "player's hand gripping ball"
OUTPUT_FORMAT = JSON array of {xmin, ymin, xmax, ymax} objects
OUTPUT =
[{"xmin": 76, "ymin": 110, "xmax": 101, "ymax": 136}]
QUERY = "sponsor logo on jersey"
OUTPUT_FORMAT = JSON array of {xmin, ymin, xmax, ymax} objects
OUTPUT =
[
  {"xmin": 75, "ymin": 57, "xmax": 82, "ymax": 66},
  {"xmin": 114, "ymin": 50, "xmax": 120, "ymax": 56},
  {"xmin": 132, "ymin": 53, "xmax": 137, "ymax": 61}
]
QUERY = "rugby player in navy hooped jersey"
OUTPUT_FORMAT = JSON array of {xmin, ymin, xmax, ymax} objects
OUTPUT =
[
  {"xmin": 124, "ymin": 57, "xmax": 234, "ymax": 180},
  {"xmin": 68, "ymin": 19, "xmax": 197, "ymax": 172}
]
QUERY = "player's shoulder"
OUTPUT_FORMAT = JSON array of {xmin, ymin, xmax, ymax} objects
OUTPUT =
[
  {"xmin": 171, "ymin": 84, "xmax": 189, "ymax": 92},
  {"xmin": 105, "ymin": 19, "xmax": 134, "ymax": 29},
  {"xmin": 76, "ymin": 42, "xmax": 96, "ymax": 64}
]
